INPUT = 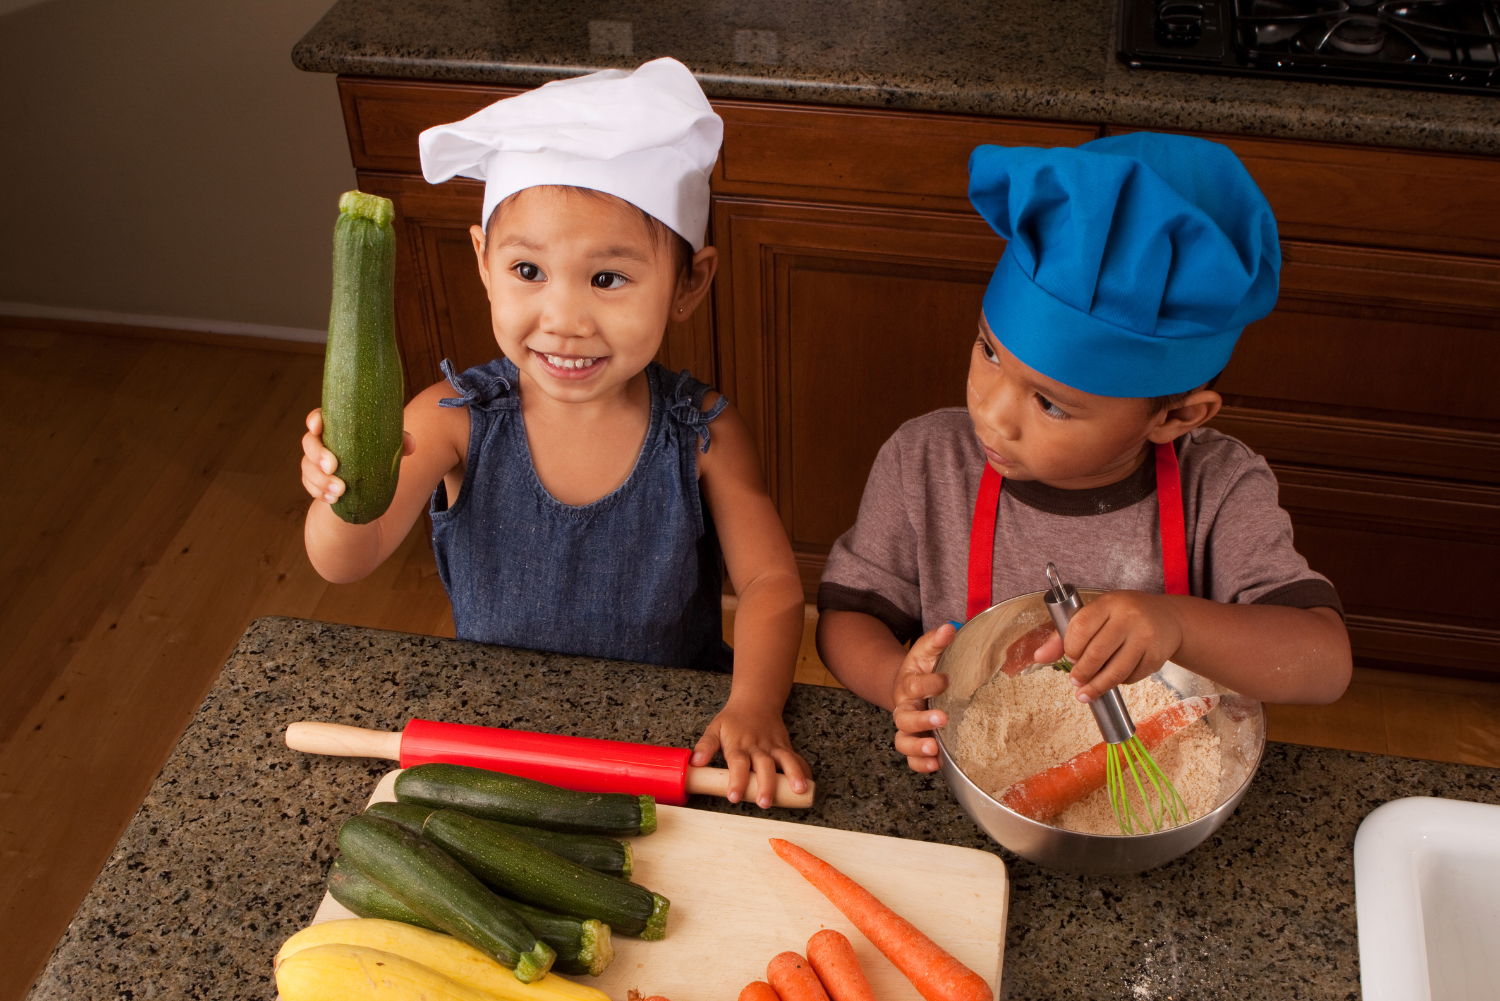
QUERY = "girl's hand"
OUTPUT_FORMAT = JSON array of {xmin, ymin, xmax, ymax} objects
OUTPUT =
[
  {"xmin": 692, "ymin": 698, "xmax": 810, "ymax": 809},
  {"xmin": 301, "ymin": 408, "xmax": 415, "ymax": 505},
  {"xmin": 1030, "ymin": 590, "xmax": 1183, "ymax": 703},
  {"xmin": 300, "ymin": 409, "xmax": 344, "ymax": 504},
  {"xmin": 890, "ymin": 624, "xmax": 957, "ymax": 774}
]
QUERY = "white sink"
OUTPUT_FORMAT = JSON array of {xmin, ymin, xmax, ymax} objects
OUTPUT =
[{"xmin": 1355, "ymin": 797, "xmax": 1500, "ymax": 1001}]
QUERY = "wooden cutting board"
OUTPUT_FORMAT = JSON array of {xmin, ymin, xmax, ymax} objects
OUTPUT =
[{"xmin": 310, "ymin": 771, "xmax": 1009, "ymax": 1001}]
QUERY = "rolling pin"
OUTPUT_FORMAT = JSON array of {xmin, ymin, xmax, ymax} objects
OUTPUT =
[{"xmin": 285, "ymin": 719, "xmax": 814, "ymax": 808}]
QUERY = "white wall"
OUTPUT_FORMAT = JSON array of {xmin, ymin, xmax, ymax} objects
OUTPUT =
[{"xmin": 0, "ymin": 0, "xmax": 353, "ymax": 335}]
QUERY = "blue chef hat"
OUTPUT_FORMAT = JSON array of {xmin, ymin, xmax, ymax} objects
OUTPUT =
[{"xmin": 968, "ymin": 133, "xmax": 1280, "ymax": 398}]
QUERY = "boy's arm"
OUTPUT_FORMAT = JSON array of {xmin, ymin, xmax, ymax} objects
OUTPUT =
[
  {"xmin": 694, "ymin": 395, "xmax": 810, "ymax": 808},
  {"xmin": 1034, "ymin": 593, "xmax": 1352, "ymax": 705},
  {"xmin": 815, "ymin": 610, "xmax": 909, "ymax": 709},
  {"xmin": 818, "ymin": 611, "xmax": 957, "ymax": 774},
  {"xmin": 302, "ymin": 381, "xmax": 466, "ymax": 583}
]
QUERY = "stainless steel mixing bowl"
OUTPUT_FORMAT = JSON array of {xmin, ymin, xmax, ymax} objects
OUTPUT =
[{"xmin": 932, "ymin": 590, "xmax": 1266, "ymax": 875}]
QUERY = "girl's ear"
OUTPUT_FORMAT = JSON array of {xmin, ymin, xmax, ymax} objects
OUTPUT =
[
  {"xmin": 470, "ymin": 224, "xmax": 492, "ymax": 294},
  {"xmin": 670, "ymin": 246, "xmax": 718, "ymax": 321},
  {"xmin": 1147, "ymin": 389, "xmax": 1223, "ymax": 444}
]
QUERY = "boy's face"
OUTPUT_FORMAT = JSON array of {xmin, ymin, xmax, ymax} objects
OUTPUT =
[
  {"xmin": 470, "ymin": 186, "xmax": 682, "ymax": 405},
  {"xmin": 966, "ymin": 317, "xmax": 1197, "ymax": 489}
]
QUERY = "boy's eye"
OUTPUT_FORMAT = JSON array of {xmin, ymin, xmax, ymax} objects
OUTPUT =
[
  {"xmin": 513, "ymin": 262, "xmax": 543, "ymax": 282},
  {"xmin": 1035, "ymin": 393, "xmax": 1069, "ymax": 420},
  {"xmin": 978, "ymin": 337, "xmax": 998, "ymax": 362},
  {"xmin": 592, "ymin": 271, "xmax": 628, "ymax": 290}
]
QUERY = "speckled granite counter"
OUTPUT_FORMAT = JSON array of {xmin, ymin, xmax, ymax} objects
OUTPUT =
[
  {"xmin": 27, "ymin": 617, "xmax": 1500, "ymax": 999},
  {"xmin": 292, "ymin": 0, "xmax": 1500, "ymax": 155}
]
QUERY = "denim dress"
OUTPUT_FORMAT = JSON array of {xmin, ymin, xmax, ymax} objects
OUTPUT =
[{"xmin": 431, "ymin": 356, "xmax": 731, "ymax": 671}]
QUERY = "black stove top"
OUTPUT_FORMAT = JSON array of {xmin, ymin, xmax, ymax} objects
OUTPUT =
[{"xmin": 1118, "ymin": 0, "xmax": 1500, "ymax": 95}]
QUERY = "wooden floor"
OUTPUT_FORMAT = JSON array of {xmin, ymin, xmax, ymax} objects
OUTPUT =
[{"xmin": 2, "ymin": 323, "xmax": 1498, "ymax": 1000}]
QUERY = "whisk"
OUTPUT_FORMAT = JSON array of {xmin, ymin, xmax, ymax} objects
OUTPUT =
[{"xmin": 1042, "ymin": 563, "xmax": 1188, "ymax": 835}]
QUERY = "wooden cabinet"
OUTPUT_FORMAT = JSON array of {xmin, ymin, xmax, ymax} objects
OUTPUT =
[{"xmin": 335, "ymin": 76, "xmax": 1500, "ymax": 679}]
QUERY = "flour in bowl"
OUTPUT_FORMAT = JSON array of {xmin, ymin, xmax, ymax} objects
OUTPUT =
[{"xmin": 952, "ymin": 667, "xmax": 1221, "ymax": 835}]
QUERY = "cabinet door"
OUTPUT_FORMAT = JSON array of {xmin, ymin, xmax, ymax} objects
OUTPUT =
[
  {"xmin": 1208, "ymin": 240, "xmax": 1500, "ymax": 675},
  {"xmin": 712, "ymin": 197, "xmax": 1004, "ymax": 596}
]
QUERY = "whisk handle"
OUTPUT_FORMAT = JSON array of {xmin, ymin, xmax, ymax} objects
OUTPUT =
[
  {"xmin": 1043, "ymin": 581, "xmax": 1084, "ymax": 637},
  {"xmin": 1089, "ymin": 688, "xmax": 1137, "ymax": 744}
]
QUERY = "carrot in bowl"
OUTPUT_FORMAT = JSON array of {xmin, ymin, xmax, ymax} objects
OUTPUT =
[
  {"xmin": 806, "ymin": 929, "xmax": 875, "ymax": 1001},
  {"xmin": 998, "ymin": 694, "xmax": 1220, "ymax": 822},
  {"xmin": 768, "ymin": 840, "xmax": 991, "ymax": 1001},
  {"xmin": 768, "ymin": 952, "xmax": 830, "ymax": 1001},
  {"xmin": 999, "ymin": 622, "xmax": 1055, "ymax": 676}
]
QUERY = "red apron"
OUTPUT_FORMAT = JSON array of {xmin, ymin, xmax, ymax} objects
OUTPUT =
[{"xmin": 966, "ymin": 441, "xmax": 1190, "ymax": 621}]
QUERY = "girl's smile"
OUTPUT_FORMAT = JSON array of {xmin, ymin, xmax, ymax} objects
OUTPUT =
[{"xmin": 533, "ymin": 348, "xmax": 607, "ymax": 379}]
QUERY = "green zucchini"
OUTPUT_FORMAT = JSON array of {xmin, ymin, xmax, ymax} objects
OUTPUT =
[
  {"xmin": 365, "ymin": 801, "xmax": 437, "ymax": 832},
  {"xmin": 327, "ymin": 855, "xmax": 440, "ymax": 932},
  {"xmin": 336, "ymin": 814, "xmax": 555, "ymax": 981},
  {"xmin": 322, "ymin": 189, "xmax": 404, "ymax": 524},
  {"xmin": 506, "ymin": 899, "xmax": 614, "ymax": 977},
  {"xmin": 367, "ymin": 800, "xmax": 633, "ymax": 877},
  {"xmin": 395, "ymin": 763, "xmax": 656, "ymax": 837},
  {"xmin": 327, "ymin": 855, "xmax": 612, "ymax": 977},
  {"xmin": 421, "ymin": 808, "xmax": 669, "ymax": 940}
]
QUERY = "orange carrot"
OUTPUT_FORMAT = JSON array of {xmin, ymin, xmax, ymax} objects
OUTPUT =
[
  {"xmin": 768, "ymin": 952, "xmax": 830, "ymax": 1001},
  {"xmin": 999, "ymin": 694, "xmax": 1219, "ymax": 821},
  {"xmin": 999, "ymin": 622, "xmax": 1055, "ymax": 676},
  {"xmin": 769, "ymin": 840, "xmax": 991, "ymax": 1001},
  {"xmin": 741, "ymin": 981, "xmax": 783, "ymax": 1001},
  {"xmin": 806, "ymin": 929, "xmax": 875, "ymax": 1001}
]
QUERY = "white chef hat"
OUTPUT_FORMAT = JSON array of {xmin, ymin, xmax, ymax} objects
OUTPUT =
[{"xmin": 418, "ymin": 58, "xmax": 722, "ymax": 252}]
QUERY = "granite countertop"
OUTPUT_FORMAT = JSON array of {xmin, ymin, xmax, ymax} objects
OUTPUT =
[
  {"xmin": 28, "ymin": 616, "xmax": 1500, "ymax": 998},
  {"xmin": 292, "ymin": 0, "xmax": 1500, "ymax": 156}
]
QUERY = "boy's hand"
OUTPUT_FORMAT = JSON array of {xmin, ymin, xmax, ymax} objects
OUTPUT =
[
  {"xmin": 1031, "ymin": 590, "xmax": 1184, "ymax": 703},
  {"xmin": 891, "ymin": 623, "xmax": 957, "ymax": 774},
  {"xmin": 301, "ymin": 408, "xmax": 414, "ymax": 506},
  {"xmin": 692, "ymin": 698, "xmax": 810, "ymax": 809}
]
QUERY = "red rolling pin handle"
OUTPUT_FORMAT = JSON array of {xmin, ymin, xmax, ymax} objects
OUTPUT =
[{"xmin": 400, "ymin": 719, "xmax": 693, "ymax": 806}]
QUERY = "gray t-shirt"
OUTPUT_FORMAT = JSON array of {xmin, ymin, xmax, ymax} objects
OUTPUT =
[{"xmin": 819, "ymin": 408, "xmax": 1341, "ymax": 643}]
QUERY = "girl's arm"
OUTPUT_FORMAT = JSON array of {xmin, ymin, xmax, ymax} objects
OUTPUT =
[
  {"xmin": 302, "ymin": 381, "xmax": 469, "ymax": 583},
  {"xmin": 695, "ymin": 395, "xmax": 811, "ymax": 808}
]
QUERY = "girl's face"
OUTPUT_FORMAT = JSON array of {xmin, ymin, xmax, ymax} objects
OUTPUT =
[
  {"xmin": 471, "ymin": 186, "xmax": 709, "ymax": 404},
  {"xmin": 966, "ymin": 316, "xmax": 1171, "ymax": 489}
]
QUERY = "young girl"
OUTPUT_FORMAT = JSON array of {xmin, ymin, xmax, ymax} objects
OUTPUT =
[{"xmin": 299, "ymin": 59, "xmax": 809, "ymax": 808}]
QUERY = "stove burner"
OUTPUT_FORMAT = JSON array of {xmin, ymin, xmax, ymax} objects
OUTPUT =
[
  {"xmin": 1120, "ymin": 0, "xmax": 1500, "ymax": 94},
  {"xmin": 1158, "ymin": 2, "xmax": 1210, "ymax": 43},
  {"xmin": 1326, "ymin": 13, "xmax": 1389, "ymax": 52},
  {"xmin": 1239, "ymin": 0, "xmax": 1500, "ymax": 69}
]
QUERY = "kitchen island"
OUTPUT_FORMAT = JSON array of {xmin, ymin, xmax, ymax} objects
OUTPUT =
[{"xmin": 28, "ymin": 618, "xmax": 1500, "ymax": 999}]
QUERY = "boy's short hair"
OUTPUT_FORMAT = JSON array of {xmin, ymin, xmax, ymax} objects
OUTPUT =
[
  {"xmin": 485, "ymin": 186, "xmax": 693, "ymax": 278},
  {"xmin": 1146, "ymin": 373, "xmax": 1222, "ymax": 414}
]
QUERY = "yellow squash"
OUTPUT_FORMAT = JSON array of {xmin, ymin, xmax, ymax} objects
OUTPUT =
[
  {"xmin": 276, "ymin": 919, "xmax": 610, "ymax": 1001},
  {"xmin": 276, "ymin": 943, "xmax": 490, "ymax": 1001}
]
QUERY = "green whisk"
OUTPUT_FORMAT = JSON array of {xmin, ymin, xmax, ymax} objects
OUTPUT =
[{"xmin": 1043, "ymin": 563, "xmax": 1189, "ymax": 835}]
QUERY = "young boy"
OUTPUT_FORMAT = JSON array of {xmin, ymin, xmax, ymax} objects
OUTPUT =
[{"xmin": 815, "ymin": 133, "xmax": 1353, "ymax": 774}]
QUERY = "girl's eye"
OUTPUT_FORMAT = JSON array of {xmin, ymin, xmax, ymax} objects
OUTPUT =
[
  {"xmin": 592, "ymin": 271, "xmax": 628, "ymax": 290},
  {"xmin": 1035, "ymin": 393, "xmax": 1069, "ymax": 420},
  {"xmin": 513, "ymin": 262, "xmax": 543, "ymax": 282},
  {"xmin": 978, "ymin": 337, "xmax": 998, "ymax": 362}
]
